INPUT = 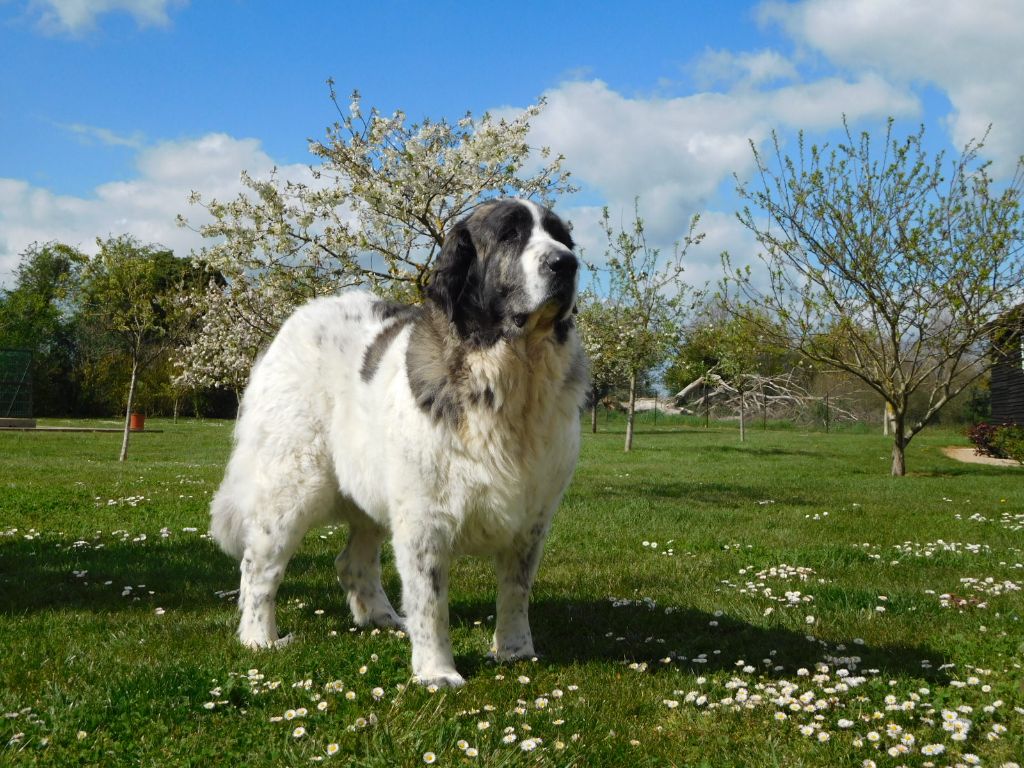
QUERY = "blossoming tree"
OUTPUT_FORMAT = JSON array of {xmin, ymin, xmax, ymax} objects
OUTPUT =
[
  {"xmin": 583, "ymin": 202, "xmax": 703, "ymax": 451},
  {"xmin": 176, "ymin": 86, "xmax": 574, "ymax": 390}
]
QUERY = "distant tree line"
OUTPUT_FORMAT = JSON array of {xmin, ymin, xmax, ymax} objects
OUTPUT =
[{"xmin": 2, "ymin": 90, "xmax": 1021, "ymax": 474}]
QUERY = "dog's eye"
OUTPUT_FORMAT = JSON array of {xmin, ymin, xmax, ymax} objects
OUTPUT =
[{"xmin": 500, "ymin": 228, "xmax": 520, "ymax": 243}]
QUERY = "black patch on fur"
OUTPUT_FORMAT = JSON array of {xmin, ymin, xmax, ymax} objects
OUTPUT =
[
  {"xmin": 372, "ymin": 300, "xmax": 419, "ymax": 323},
  {"xmin": 541, "ymin": 209, "xmax": 575, "ymax": 250},
  {"xmin": 406, "ymin": 307, "xmax": 465, "ymax": 427},
  {"xmin": 360, "ymin": 315, "xmax": 416, "ymax": 382},
  {"xmin": 563, "ymin": 337, "xmax": 590, "ymax": 394},
  {"xmin": 554, "ymin": 316, "xmax": 574, "ymax": 345}
]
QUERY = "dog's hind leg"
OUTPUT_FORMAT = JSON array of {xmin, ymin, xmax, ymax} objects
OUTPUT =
[
  {"xmin": 335, "ymin": 518, "xmax": 403, "ymax": 629},
  {"xmin": 236, "ymin": 480, "xmax": 333, "ymax": 649},
  {"xmin": 237, "ymin": 521, "xmax": 306, "ymax": 648}
]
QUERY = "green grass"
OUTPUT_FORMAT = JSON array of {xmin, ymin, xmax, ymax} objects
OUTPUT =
[{"xmin": 1, "ymin": 417, "xmax": 1022, "ymax": 767}]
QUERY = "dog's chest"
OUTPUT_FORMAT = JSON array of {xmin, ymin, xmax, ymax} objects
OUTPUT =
[{"xmin": 448, "ymin": 348, "xmax": 579, "ymax": 551}]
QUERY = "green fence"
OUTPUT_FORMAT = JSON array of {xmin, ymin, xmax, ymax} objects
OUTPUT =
[{"xmin": 0, "ymin": 349, "xmax": 33, "ymax": 418}]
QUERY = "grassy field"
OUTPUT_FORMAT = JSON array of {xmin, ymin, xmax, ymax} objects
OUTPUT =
[{"xmin": 1, "ymin": 416, "xmax": 1022, "ymax": 767}]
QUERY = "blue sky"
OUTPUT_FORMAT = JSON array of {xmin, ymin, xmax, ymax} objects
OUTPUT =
[{"xmin": 2, "ymin": 0, "xmax": 1022, "ymax": 286}]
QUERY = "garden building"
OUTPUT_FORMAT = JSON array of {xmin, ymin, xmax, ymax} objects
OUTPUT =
[{"xmin": 991, "ymin": 306, "xmax": 1024, "ymax": 425}]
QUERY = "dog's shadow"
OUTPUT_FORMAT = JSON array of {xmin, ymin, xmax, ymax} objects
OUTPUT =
[
  {"xmin": 1, "ymin": 535, "xmax": 949, "ymax": 685},
  {"xmin": 447, "ymin": 597, "xmax": 950, "ymax": 685}
]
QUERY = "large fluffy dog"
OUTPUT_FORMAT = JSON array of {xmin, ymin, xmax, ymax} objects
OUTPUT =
[{"xmin": 210, "ymin": 198, "xmax": 588, "ymax": 687}]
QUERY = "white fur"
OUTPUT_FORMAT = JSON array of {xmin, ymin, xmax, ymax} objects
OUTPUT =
[
  {"xmin": 520, "ymin": 199, "xmax": 575, "ymax": 312},
  {"xmin": 210, "ymin": 286, "xmax": 586, "ymax": 686}
]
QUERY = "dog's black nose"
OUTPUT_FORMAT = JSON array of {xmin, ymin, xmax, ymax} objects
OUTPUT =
[{"xmin": 543, "ymin": 251, "xmax": 578, "ymax": 276}]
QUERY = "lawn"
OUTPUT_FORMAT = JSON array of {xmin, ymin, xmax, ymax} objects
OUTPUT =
[{"xmin": 1, "ymin": 416, "xmax": 1022, "ymax": 767}]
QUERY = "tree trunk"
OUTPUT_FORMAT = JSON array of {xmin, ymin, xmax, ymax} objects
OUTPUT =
[
  {"xmin": 624, "ymin": 372, "xmax": 637, "ymax": 452},
  {"xmin": 590, "ymin": 389, "xmax": 598, "ymax": 434},
  {"xmin": 883, "ymin": 402, "xmax": 896, "ymax": 436},
  {"xmin": 704, "ymin": 379, "xmax": 710, "ymax": 429},
  {"xmin": 173, "ymin": 395, "xmax": 180, "ymax": 423},
  {"xmin": 890, "ymin": 413, "xmax": 907, "ymax": 476},
  {"xmin": 119, "ymin": 359, "xmax": 139, "ymax": 462},
  {"xmin": 762, "ymin": 381, "xmax": 767, "ymax": 431},
  {"xmin": 738, "ymin": 390, "xmax": 745, "ymax": 442}
]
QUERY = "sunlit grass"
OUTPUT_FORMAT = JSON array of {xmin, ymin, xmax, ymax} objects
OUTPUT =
[{"xmin": 1, "ymin": 417, "xmax": 1021, "ymax": 766}]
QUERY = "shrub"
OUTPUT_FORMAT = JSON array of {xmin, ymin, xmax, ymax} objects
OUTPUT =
[
  {"xmin": 968, "ymin": 422, "xmax": 1024, "ymax": 463},
  {"xmin": 991, "ymin": 425, "xmax": 1024, "ymax": 464},
  {"xmin": 967, "ymin": 422, "xmax": 1003, "ymax": 457}
]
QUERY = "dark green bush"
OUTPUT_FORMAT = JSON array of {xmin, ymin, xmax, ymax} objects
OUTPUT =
[{"xmin": 991, "ymin": 425, "xmax": 1024, "ymax": 463}]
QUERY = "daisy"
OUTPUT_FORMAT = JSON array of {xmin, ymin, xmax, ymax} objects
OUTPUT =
[
  {"xmin": 465, "ymin": 747, "xmax": 479, "ymax": 758},
  {"xmin": 422, "ymin": 752, "xmax": 436, "ymax": 764},
  {"xmin": 292, "ymin": 726, "xmax": 306, "ymax": 738},
  {"xmin": 520, "ymin": 738, "xmax": 539, "ymax": 751},
  {"xmin": 326, "ymin": 744, "xmax": 340, "ymax": 756}
]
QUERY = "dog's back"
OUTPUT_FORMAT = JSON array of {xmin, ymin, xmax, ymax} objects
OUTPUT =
[{"xmin": 209, "ymin": 291, "xmax": 389, "ymax": 559}]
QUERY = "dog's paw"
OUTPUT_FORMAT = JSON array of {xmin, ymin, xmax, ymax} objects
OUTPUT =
[
  {"xmin": 240, "ymin": 632, "xmax": 295, "ymax": 650},
  {"xmin": 412, "ymin": 670, "xmax": 466, "ymax": 689},
  {"xmin": 372, "ymin": 612, "xmax": 406, "ymax": 631},
  {"xmin": 488, "ymin": 639, "xmax": 537, "ymax": 663}
]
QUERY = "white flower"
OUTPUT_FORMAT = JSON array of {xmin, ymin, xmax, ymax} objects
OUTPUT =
[{"xmin": 292, "ymin": 726, "xmax": 306, "ymax": 738}]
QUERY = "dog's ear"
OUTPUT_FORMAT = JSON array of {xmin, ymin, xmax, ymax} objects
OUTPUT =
[{"xmin": 427, "ymin": 221, "xmax": 476, "ymax": 321}]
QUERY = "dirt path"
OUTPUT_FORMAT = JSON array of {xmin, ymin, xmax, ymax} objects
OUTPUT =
[{"xmin": 941, "ymin": 446, "xmax": 1021, "ymax": 468}]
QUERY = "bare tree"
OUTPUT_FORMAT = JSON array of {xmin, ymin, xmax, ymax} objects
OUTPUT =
[{"xmin": 728, "ymin": 119, "xmax": 1024, "ymax": 475}]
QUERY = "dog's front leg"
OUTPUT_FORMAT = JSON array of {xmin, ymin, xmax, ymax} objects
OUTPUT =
[
  {"xmin": 393, "ymin": 524, "xmax": 464, "ymax": 688},
  {"xmin": 492, "ymin": 525, "xmax": 546, "ymax": 662}
]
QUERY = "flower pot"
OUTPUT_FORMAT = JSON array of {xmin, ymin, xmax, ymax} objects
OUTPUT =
[{"xmin": 129, "ymin": 412, "xmax": 146, "ymax": 432}]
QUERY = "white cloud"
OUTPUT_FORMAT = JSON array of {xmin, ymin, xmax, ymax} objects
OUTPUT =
[
  {"xmin": 521, "ymin": 74, "xmax": 915, "ymax": 279},
  {"xmin": 60, "ymin": 122, "xmax": 145, "ymax": 149},
  {"xmin": 0, "ymin": 134, "xmax": 311, "ymax": 285},
  {"xmin": 27, "ymin": 0, "xmax": 187, "ymax": 35},
  {"xmin": 759, "ymin": 0, "xmax": 1024, "ymax": 173},
  {"xmin": 692, "ymin": 48, "xmax": 799, "ymax": 90}
]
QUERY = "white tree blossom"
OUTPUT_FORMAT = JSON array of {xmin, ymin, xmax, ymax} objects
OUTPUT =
[{"xmin": 176, "ymin": 86, "xmax": 575, "ymax": 389}]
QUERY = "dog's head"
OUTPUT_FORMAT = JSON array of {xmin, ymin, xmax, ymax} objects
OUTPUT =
[{"xmin": 426, "ymin": 199, "xmax": 578, "ymax": 346}]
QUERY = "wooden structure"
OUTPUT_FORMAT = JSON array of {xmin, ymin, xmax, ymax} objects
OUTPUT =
[{"xmin": 991, "ymin": 306, "xmax": 1024, "ymax": 425}]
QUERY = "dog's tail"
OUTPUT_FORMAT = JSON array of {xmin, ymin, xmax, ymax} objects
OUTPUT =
[{"xmin": 209, "ymin": 487, "xmax": 247, "ymax": 561}]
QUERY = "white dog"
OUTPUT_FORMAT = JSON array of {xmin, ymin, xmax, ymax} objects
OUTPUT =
[{"xmin": 210, "ymin": 199, "xmax": 588, "ymax": 687}]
